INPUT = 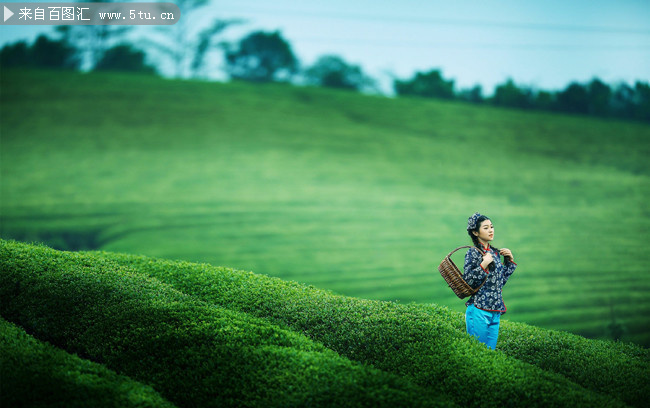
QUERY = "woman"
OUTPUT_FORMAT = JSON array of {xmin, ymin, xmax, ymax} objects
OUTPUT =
[{"xmin": 462, "ymin": 212, "xmax": 517, "ymax": 350}]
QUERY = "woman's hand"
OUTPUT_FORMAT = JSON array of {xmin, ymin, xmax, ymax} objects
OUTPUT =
[
  {"xmin": 481, "ymin": 252, "xmax": 494, "ymax": 270},
  {"xmin": 499, "ymin": 248, "xmax": 514, "ymax": 262}
]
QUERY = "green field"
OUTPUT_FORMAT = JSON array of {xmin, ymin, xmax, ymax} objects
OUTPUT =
[
  {"xmin": 1, "ymin": 69, "xmax": 649, "ymax": 347},
  {"xmin": 2, "ymin": 239, "xmax": 649, "ymax": 407}
]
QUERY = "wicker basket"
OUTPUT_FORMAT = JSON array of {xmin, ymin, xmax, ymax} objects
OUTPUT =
[{"xmin": 438, "ymin": 246, "xmax": 487, "ymax": 299}]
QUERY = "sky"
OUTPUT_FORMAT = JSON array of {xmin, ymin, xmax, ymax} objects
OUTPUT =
[{"xmin": 1, "ymin": 0, "xmax": 649, "ymax": 94}]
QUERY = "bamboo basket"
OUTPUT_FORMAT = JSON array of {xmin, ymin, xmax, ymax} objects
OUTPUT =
[{"xmin": 438, "ymin": 245, "xmax": 487, "ymax": 299}]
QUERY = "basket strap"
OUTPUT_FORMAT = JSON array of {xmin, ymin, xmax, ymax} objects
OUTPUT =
[{"xmin": 446, "ymin": 245, "xmax": 484, "ymax": 258}]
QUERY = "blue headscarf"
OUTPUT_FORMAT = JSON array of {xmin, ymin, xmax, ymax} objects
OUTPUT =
[{"xmin": 467, "ymin": 212, "xmax": 485, "ymax": 231}]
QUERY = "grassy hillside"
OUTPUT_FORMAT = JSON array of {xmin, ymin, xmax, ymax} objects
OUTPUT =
[
  {"xmin": 1, "ymin": 69, "xmax": 649, "ymax": 347},
  {"xmin": 3, "ymin": 240, "xmax": 649, "ymax": 407},
  {"xmin": 0, "ymin": 318, "xmax": 177, "ymax": 408},
  {"xmin": 1, "ymin": 240, "xmax": 448, "ymax": 408}
]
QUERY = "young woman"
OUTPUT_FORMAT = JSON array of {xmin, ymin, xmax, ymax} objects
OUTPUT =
[{"xmin": 462, "ymin": 212, "xmax": 517, "ymax": 350}]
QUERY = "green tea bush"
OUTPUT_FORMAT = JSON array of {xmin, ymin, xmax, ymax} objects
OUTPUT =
[
  {"xmin": 406, "ymin": 303, "xmax": 650, "ymax": 408},
  {"xmin": 0, "ymin": 240, "xmax": 451, "ymax": 408},
  {"xmin": 104, "ymin": 249, "xmax": 646, "ymax": 408},
  {"xmin": 0, "ymin": 317, "xmax": 177, "ymax": 408},
  {"xmin": 498, "ymin": 320, "xmax": 650, "ymax": 408}
]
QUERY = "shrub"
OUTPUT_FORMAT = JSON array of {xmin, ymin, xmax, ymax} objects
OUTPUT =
[
  {"xmin": 5, "ymin": 239, "xmax": 648, "ymax": 407},
  {"xmin": 0, "ymin": 317, "xmax": 176, "ymax": 408},
  {"xmin": 104, "ymin": 249, "xmax": 643, "ymax": 408},
  {"xmin": 0, "ymin": 240, "xmax": 450, "ymax": 408},
  {"xmin": 497, "ymin": 320, "xmax": 650, "ymax": 408}
]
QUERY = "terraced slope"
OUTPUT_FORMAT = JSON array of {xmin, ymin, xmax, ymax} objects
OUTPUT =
[
  {"xmin": 0, "ymin": 318, "xmax": 177, "ymax": 408},
  {"xmin": 1, "ymin": 69, "xmax": 649, "ymax": 346},
  {"xmin": 2, "ymin": 240, "xmax": 648, "ymax": 407}
]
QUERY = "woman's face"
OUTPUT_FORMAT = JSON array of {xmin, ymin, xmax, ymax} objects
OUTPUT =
[{"xmin": 474, "ymin": 219, "xmax": 494, "ymax": 244}]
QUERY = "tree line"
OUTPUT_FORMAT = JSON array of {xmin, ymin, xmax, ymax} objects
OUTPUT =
[
  {"xmin": 2, "ymin": 9, "xmax": 648, "ymax": 122},
  {"xmin": 396, "ymin": 71, "xmax": 650, "ymax": 122}
]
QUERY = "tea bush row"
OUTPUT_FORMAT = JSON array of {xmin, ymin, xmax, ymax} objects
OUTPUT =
[
  {"xmin": 497, "ymin": 319, "xmax": 649, "ymax": 407},
  {"xmin": 103, "ymin": 249, "xmax": 642, "ymax": 408},
  {"xmin": 0, "ymin": 317, "xmax": 177, "ymax": 408},
  {"xmin": 404, "ymin": 304, "xmax": 650, "ymax": 408},
  {"xmin": 0, "ymin": 240, "xmax": 451, "ymax": 408}
]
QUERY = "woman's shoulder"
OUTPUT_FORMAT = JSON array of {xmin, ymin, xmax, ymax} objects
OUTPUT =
[{"xmin": 465, "ymin": 246, "xmax": 481, "ymax": 259}]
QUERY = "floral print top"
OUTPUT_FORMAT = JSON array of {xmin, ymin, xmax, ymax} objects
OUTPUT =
[{"xmin": 463, "ymin": 245, "xmax": 517, "ymax": 313}]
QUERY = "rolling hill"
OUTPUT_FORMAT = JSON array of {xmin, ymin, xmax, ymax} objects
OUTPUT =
[
  {"xmin": 2, "ymin": 239, "xmax": 649, "ymax": 407},
  {"xmin": 1, "ymin": 68, "xmax": 649, "ymax": 348}
]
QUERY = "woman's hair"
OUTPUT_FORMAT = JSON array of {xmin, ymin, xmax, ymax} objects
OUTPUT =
[{"xmin": 467, "ymin": 214, "xmax": 498, "ymax": 251}]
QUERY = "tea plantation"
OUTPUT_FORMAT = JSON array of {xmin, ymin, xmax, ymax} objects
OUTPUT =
[
  {"xmin": 2, "ymin": 239, "xmax": 649, "ymax": 407},
  {"xmin": 2, "ymin": 69, "xmax": 649, "ymax": 348},
  {"xmin": 0, "ymin": 318, "xmax": 176, "ymax": 408}
]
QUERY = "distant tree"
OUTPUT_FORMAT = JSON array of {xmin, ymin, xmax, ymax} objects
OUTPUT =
[
  {"xmin": 534, "ymin": 90, "xmax": 555, "ymax": 111},
  {"xmin": 190, "ymin": 19, "xmax": 243, "ymax": 78},
  {"xmin": 139, "ymin": 0, "xmax": 241, "ymax": 78},
  {"xmin": 458, "ymin": 85, "xmax": 483, "ymax": 103},
  {"xmin": 556, "ymin": 82, "xmax": 589, "ymax": 114},
  {"xmin": 587, "ymin": 78, "xmax": 612, "ymax": 117},
  {"xmin": 224, "ymin": 31, "xmax": 299, "ymax": 82},
  {"xmin": 394, "ymin": 69, "xmax": 455, "ymax": 99},
  {"xmin": 0, "ymin": 35, "xmax": 79, "ymax": 69},
  {"xmin": 303, "ymin": 55, "xmax": 375, "ymax": 91},
  {"xmin": 492, "ymin": 79, "xmax": 533, "ymax": 109},
  {"xmin": 610, "ymin": 82, "xmax": 636, "ymax": 119},
  {"xmin": 633, "ymin": 81, "xmax": 650, "ymax": 122},
  {"xmin": 31, "ymin": 35, "xmax": 80, "ymax": 69},
  {"xmin": 0, "ymin": 41, "xmax": 31, "ymax": 67},
  {"xmin": 94, "ymin": 44, "xmax": 157, "ymax": 74},
  {"xmin": 54, "ymin": 0, "xmax": 132, "ymax": 70}
]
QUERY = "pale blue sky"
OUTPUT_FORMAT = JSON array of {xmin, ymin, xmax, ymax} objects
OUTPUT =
[{"xmin": 2, "ymin": 0, "xmax": 649, "ymax": 94}]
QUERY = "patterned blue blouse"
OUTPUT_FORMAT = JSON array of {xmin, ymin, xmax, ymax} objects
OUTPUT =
[{"xmin": 462, "ymin": 245, "xmax": 517, "ymax": 313}]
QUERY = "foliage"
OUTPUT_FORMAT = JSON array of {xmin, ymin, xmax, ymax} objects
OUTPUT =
[
  {"xmin": 556, "ymin": 82, "xmax": 590, "ymax": 114},
  {"xmin": 94, "ymin": 43, "xmax": 157, "ymax": 74},
  {"xmin": 3, "ymin": 240, "xmax": 648, "ymax": 407},
  {"xmin": 144, "ymin": 0, "xmax": 205, "ymax": 77},
  {"xmin": 488, "ymin": 77, "xmax": 650, "ymax": 121},
  {"xmin": 0, "ymin": 35, "xmax": 80, "ymax": 69},
  {"xmin": 392, "ymin": 69, "xmax": 649, "ymax": 122},
  {"xmin": 2, "ymin": 27, "xmax": 647, "ymax": 117},
  {"xmin": 457, "ymin": 85, "xmax": 483, "ymax": 103},
  {"xmin": 54, "ymin": 20, "xmax": 132, "ymax": 71},
  {"xmin": 587, "ymin": 78, "xmax": 613, "ymax": 116},
  {"xmin": 492, "ymin": 78, "xmax": 534, "ymax": 109},
  {"xmin": 143, "ymin": 8, "xmax": 240, "ymax": 79},
  {"xmin": 192, "ymin": 19, "xmax": 244, "ymax": 77},
  {"xmin": 0, "ymin": 41, "xmax": 30, "ymax": 67},
  {"xmin": 103, "ymin": 247, "xmax": 648, "ymax": 408},
  {"xmin": 224, "ymin": 31, "xmax": 299, "ymax": 82},
  {"xmin": 0, "ymin": 240, "xmax": 450, "ymax": 408},
  {"xmin": 0, "ymin": 317, "xmax": 177, "ymax": 407},
  {"xmin": 304, "ymin": 54, "xmax": 376, "ymax": 92},
  {"xmin": 497, "ymin": 319, "xmax": 649, "ymax": 407},
  {"xmin": 394, "ymin": 69, "xmax": 455, "ymax": 99},
  {"xmin": 632, "ymin": 82, "xmax": 650, "ymax": 121}
]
